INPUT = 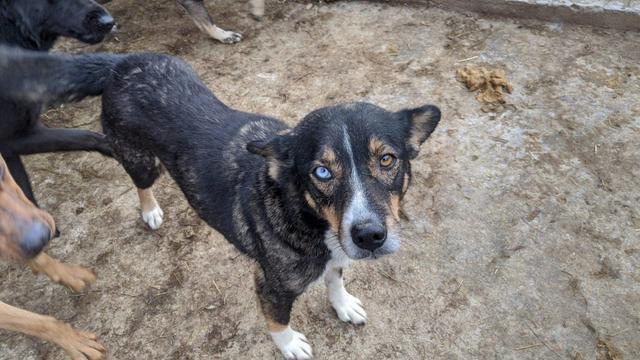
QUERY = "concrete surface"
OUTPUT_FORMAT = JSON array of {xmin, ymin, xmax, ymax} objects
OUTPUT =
[{"xmin": 0, "ymin": 0, "xmax": 639, "ymax": 359}]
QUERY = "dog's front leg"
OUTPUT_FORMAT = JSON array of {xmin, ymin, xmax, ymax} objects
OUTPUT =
[
  {"xmin": 324, "ymin": 267, "xmax": 367, "ymax": 324},
  {"xmin": 255, "ymin": 268, "xmax": 313, "ymax": 359},
  {"xmin": 28, "ymin": 253, "xmax": 96, "ymax": 293},
  {"xmin": 0, "ymin": 301, "xmax": 105, "ymax": 359}
]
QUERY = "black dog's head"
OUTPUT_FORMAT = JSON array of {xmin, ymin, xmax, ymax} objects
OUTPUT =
[
  {"xmin": 7, "ymin": 0, "xmax": 114, "ymax": 46},
  {"xmin": 249, "ymin": 102, "xmax": 440, "ymax": 261}
]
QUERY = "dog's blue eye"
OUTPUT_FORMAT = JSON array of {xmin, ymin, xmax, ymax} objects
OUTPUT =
[{"xmin": 313, "ymin": 166, "xmax": 332, "ymax": 181}]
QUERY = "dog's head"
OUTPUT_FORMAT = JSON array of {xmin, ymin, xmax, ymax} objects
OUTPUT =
[
  {"xmin": 8, "ymin": 0, "xmax": 114, "ymax": 45},
  {"xmin": 0, "ymin": 156, "xmax": 55, "ymax": 263},
  {"xmin": 248, "ymin": 102, "xmax": 440, "ymax": 260}
]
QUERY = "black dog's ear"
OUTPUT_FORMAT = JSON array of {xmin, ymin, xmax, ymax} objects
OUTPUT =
[
  {"xmin": 246, "ymin": 133, "xmax": 291, "ymax": 161},
  {"xmin": 397, "ymin": 105, "xmax": 441, "ymax": 159},
  {"xmin": 247, "ymin": 133, "xmax": 294, "ymax": 180}
]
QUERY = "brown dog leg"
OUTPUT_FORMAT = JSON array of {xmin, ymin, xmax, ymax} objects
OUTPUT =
[
  {"xmin": 28, "ymin": 253, "xmax": 96, "ymax": 293},
  {"xmin": 0, "ymin": 301, "xmax": 105, "ymax": 360},
  {"xmin": 176, "ymin": 0, "xmax": 242, "ymax": 44}
]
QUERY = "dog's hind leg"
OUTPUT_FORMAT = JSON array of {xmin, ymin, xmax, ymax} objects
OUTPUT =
[
  {"xmin": 0, "ymin": 301, "xmax": 105, "ymax": 359},
  {"xmin": 105, "ymin": 131, "xmax": 164, "ymax": 230},
  {"xmin": 176, "ymin": 0, "xmax": 242, "ymax": 44},
  {"xmin": 0, "ymin": 126, "xmax": 113, "ymax": 158},
  {"xmin": 324, "ymin": 267, "xmax": 367, "ymax": 324},
  {"xmin": 137, "ymin": 187, "xmax": 163, "ymax": 230},
  {"xmin": 255, "ymin": 268, "xmax": 313, "ymax": 359},
  {"xmin": 28, "ymin": 252, "xmax": 96, "ymax": 293}
]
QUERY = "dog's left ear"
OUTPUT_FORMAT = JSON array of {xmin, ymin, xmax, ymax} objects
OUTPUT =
[{"xmin": 397, "ymin": 105, "xmax": 441, "ymax": 159}]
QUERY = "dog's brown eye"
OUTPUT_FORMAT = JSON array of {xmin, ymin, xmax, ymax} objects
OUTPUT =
[{"xmin": 379, "ymin": 154, "xmax": 396, "ymax": 168}]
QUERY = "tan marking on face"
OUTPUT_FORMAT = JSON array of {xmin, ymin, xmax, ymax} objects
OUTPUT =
[
  {"xmin": 389, "ymin": 194, "xmax": 401, "ymax": 222},
  {"xmin": 402, "ymin": 173, "xmax": 411, "ymax": 195},
  {"xmin": 304, "ymin": 191, "xmax": 317, "ymax": 210},
  {"xmin": 0, "ymin": 156, "xmax": 55, "ymax": 263},
  {"xmin": 277, "ymin": 129, "xmax": 291, "ymax": 136},
  {"xmin": 322, "ymin": 206, "xmax": 340, "ymax": 233},
  {"xmin": 320, "ymin": 147, "xmax": 342, "ymax": 178},
  {"xmin": 368, "ymin": 137, "xmax": 399, "ymax": 185},
  {"xmin": 311, "ymin": 147, "xmax": 343, "ymax": 194},
  {"xmin": 267, "ymin": 159, "xmax": 280, "ymax": 180}
]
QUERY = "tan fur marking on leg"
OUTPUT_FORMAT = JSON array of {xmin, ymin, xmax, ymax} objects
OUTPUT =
[
  {"xmin": 137, "ymin": 188, "xmax": 159, "ymax": 214},
  {"xmin": 28, "ymin": 253, "xmax": 96, "ymax": 292},
  {"xmin": 0, "ymin": 301, "xmax": 105, "ymax": 359},
  {"xmin": 266, "ymin": 318, "xmax": 288, "ymax": 333}
]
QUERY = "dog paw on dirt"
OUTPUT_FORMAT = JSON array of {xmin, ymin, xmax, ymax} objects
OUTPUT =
[
  {"xmin": 28, "ymin": 253, "xmax": 96, "ymax": 292},
  {"xmin": 271, "ymin": 327, "xmax": 313, "ymax": 360},
  {"xmin": 48, "ymin": 322, "xmax": 105, "ymax": 360}
]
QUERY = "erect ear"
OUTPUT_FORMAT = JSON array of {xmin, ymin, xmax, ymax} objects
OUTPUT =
[{"xmin": 397, "ymin": 105, "xmax": 441, "ymax": 159}]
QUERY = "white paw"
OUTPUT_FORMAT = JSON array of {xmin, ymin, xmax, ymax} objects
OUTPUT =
[
  {"xmin": 220, "ymin": 30, "xmax": 242, "ymax": 44},
  {"xmin": 330, "ymin": 291, "xmax": 367, "ymax": 325},
  {"xmin": 270, "ymin": 326, "xmax": 313, "ymax": 359},
  {"xmin": 142, "ymin": 206, "xmax": 164, "ymax": 230}
]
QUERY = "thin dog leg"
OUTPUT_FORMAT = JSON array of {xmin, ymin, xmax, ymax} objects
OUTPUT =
[
  {"xmin": 0, "ymin": 301, "xmax": 105, "ymax": 360},
  {"xmin": 176, "ymin": 0, "xmax": 242, "ymax": 44},
  {"xmin": 0, "ymin": 126, "xmax": 113, "ymax": 157},
  {"xmin": 249, "ymin": 0, "xmax": 265, "ymax": 19},
  {"xmin": 3, "ymin": 153, "xmax": 38, "ymax": 206},
  {"xmin": 28, "ymin": 253, "xmax": 96, "ymax": 293},
  {"xmin": 324, "ymin": 267, "xmax": 367, "ymax": 324},
  {"xmin": 255, "ymin": 268, "xmax": 312, "ymax": 359},
  {"xmin": 137, "ymin": 187, "xmax": 164, "ymax": 230}
]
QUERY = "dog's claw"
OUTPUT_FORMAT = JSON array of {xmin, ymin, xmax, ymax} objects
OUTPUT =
[
  {"xmin": 221, "ymin": 31, "xmax": 242, "ymax": 44},
  {"xmin": 50, "ymin": 323, "xmax": 105, "ymax": 360},
  {"xmin": 142, "ymin": 206, "xmax": 164, "ymax": 230},
  {"xmin": 331, "ymin": 292, "xmax": 367, "ymax": 325},
  {"xmin": 271, "ymin": 327, "xmax": 313, "ymax": 359}
]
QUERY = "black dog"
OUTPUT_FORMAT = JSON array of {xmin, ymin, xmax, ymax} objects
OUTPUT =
[
  {"xmin": 0, "ymin": 0, "xmax": 114, "ymax": 213},
  {"xmin": 0, "ymin": 48, "xmax": 441, "ymax": 359}
]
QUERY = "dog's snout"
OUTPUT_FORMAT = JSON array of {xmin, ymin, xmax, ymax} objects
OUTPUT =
[
  {"xmin": 351, "ymin": 222, "xmax": 386, "ymax": 251},
  {"xmin": 85, "ymin": 11, "xmax": 114, "ymax": 33},
  {"xmin": 20, "ymin": 221, "xmax": 51, "ymax": 258}
]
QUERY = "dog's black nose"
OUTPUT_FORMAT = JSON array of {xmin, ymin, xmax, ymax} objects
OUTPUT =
[
  {"xmin": 86, "ymin": 11, "xmax": 114, "ymax": 33},
  {"xmin": 20, "ymin": 221, "xmax": 51, "ymax": 257},
  {"xmin": 351, "ymin": 222, "xmax": 387, "ymax": 251}
]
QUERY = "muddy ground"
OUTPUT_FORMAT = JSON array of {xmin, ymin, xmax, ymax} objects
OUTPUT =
[{"xmin": 1, "ymin": 0, "xmax": 639, "ymax": 359}]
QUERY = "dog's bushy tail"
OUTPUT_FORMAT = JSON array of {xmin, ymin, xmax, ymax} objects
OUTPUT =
[{"xmin": 0, "ymin": 46, "xmax": 123, "ymax": 107}]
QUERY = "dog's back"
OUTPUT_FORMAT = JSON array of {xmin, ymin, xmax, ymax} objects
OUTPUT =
[{"xmin": 102, "ymin": 54, "xmax": 287, "ymax": 248}]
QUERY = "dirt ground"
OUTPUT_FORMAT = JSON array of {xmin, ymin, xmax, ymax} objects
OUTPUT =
[{"xmin": 1, "ymin": 0, "xmax": 639, "ymax": 359}]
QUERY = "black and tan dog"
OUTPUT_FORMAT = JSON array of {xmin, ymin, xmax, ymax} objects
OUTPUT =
[
  {"xmin": 0, "ymin": 154, "xmax": 104, "ymax": 360},
  {"xmin": 0, "ymin": 48, "xmax": 440, "ymax": 358}
]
